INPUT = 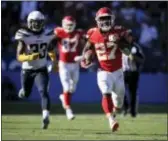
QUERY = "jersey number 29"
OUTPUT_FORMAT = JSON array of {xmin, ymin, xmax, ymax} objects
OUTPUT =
[{"xmin": 30, "ymin": 43, "xmax": 47, "ymax": 58}]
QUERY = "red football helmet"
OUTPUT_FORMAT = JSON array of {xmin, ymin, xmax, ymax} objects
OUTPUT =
[
  {"xmin": 62, "ymin": 16, "xmax": 76, "ymax": 33},
  {"xmin": 95, "ymin": 7, "xmax": 115, "ymax": 32}
]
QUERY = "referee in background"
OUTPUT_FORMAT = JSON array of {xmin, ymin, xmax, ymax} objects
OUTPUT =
[{"xmin": 122, "ymin": 44, "xmax": 145, "ymax": 117}]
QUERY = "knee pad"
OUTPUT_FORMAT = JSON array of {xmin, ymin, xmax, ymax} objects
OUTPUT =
[
  {"xmin": 64, "ymin": 80, "xmax": 77, "ymax": 93},
  {"xmin": 69, "ymin": 82, "xmax": 77, "ymax": 93},
  {"xmin": 112, "ymin": 92, "xmax": 124, "ymax": 109}
]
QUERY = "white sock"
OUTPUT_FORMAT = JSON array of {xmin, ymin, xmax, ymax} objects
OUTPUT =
[
  {"xmin": 108, "ymin": 115, "xmax": 115, "ymax": 123},
  {"xmin": 108, "ymin": 115, "xmax": 116, "ymax": 128},
  {"xmin": 66, "ymin": 108, "xmax": 72, "ymax": 114},
  {"xmin": 42, "ymin": 110, "xmax": 49, "ymax": 119}
]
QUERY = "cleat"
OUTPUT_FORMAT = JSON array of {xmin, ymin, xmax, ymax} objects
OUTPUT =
[
  {"xmin": 42, "ymin": 117, "xmax": 50, "ymax": 129},
  {"xmin": 111, "ymin": 121, "xmax": 119, "ymax": 132},
  {"xmin": 67, "ymin": 112, "xmax": 75, "ymax": 120},
  {"xmin": 18, "ymin": 89, "xmax": 25, "ymax": 98},
  {"xmin": 59, "ymin": 94, "xmax": 75, "ymax": 120},
  {"xmin": 131, "ymin": 112, "xmax": 137, "ymax": 118},
  {"xmin": 66, "ymin": 109, "xmax": 75, "ymax": 120},
  {"xmin": 130, "ymin": 108, "xmax": 137, "ymax": 118},
  {"xmin": 123, "ymin": 108, "xmax": 129, "ymax": 117}
]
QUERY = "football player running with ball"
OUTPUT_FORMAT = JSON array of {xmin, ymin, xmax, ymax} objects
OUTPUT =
[
  {"xmin": 54, "ymin": 16, "xmax": 85, "ymax": 120},
  {"xmin": 15, "ymin": 11, "xmax": 57, "ymax": 129},
  {"xmin": 81, "ymin": 7, "xmax": 141, "ymax": 132}
]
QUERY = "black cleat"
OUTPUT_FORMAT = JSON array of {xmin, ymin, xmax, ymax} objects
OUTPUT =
[
  {"xmin": 123, "ymin": 106, "xmax": 130, "ymax": 117},
  {"xmin": 123, "ymin": 109, "xmax": 128, "ymax": 116},
  {"xmin": 131, "ymin": 111, "xmax": 137, "ymax": 118},
  {"xmin": 42, "ymin": 117, "xmax": 50, "ymax": 129}
]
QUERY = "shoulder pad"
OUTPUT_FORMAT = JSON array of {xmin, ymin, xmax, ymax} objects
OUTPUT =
[
  {"xmin": 54, "ymin": 27, "xmax": 63, "ymax": 35},
  {"xmin": 15, "ymin": 28, "xmax": 32, "ymax": 40},
  {"xmin": 86, "ymin": 27, "xmax": 97, "ymax": 39}
]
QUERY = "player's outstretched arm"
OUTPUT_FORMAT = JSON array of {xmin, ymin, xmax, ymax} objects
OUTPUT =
[{"xmin": 17, "ymin": 40, "xmax": 39, "ymax": 62}]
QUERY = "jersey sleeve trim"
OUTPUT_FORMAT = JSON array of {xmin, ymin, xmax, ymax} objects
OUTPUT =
[{"xmin": 15, "ymin": 29, "xmax": 31, "ymax": 40}]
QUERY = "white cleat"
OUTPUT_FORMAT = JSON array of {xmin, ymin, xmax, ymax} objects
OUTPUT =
[
  {"xmin": 110, "ymin": 120, "xmax": 119, "ymax": 132},
  {"xmin": 18, "ymin": 89, "xmax": 25, "ymax": 98},
  {"xmin": 59, "ymin": 94, "xmax": 75, "ymax": 120},
  {"xmin": 66, "ymin": 109, "xmax": 75, "ymax": 120}
]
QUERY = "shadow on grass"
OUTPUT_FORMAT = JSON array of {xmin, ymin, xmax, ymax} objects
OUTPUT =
[{"xmin": 2, "ymin": 101, "xmax": 168, "ymax": 115}]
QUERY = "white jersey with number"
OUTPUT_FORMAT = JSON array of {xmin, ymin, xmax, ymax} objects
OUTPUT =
[{"xmin": 15, "ymin": 28, "xmax": 55, "ymax": 70}]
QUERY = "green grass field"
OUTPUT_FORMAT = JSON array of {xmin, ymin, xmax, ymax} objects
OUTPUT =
[{"xmin": 2, "ymin": 102, "xmax": 168, "ymax": 140}]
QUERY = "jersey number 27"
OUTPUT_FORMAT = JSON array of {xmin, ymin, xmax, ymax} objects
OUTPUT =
[{"xmin": 95, "ymin": 42, "xmax": 118, "ymax": 61}]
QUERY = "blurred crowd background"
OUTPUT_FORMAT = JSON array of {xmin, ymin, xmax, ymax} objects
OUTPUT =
[
  {"xmin": 1, "ymin": 1, "xmax": 168, "ymax": 102},
  {"xmin": 1, "ymin": 1, "xmax": 168, "ymax": 73}
]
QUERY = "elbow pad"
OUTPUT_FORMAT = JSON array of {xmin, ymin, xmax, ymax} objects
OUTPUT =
[
  {"xmin": 17, "ymin": 54, "xmax": 30, "ymax": 62},
  {"xmin": 17, "ymin": 53, "xmax": 39, "ymax": 62}
]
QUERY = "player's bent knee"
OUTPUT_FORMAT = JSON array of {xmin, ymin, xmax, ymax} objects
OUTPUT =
[
  {"xmin": 69, "ymin": 85, "xmax": 76, "ymax": 93},
  {"xmin": 69, "ymin": 89, "xmax": 75, "ymax": 93},
  {"xmin": 63, "ymin": 85, "xmax": 76, "ymax": 93},
  {"xmin": 98, "ymin": 83, "xmax": 111, "ymax": 95},
  {"xmin": 113, "ymin": 97, "xmax": 124, "ymax": 109},
  {"xmin": 62, "ymin": 83, "xmax": 71, "ymax": 93}
]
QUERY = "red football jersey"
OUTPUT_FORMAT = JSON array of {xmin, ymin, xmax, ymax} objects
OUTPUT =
[
  {"xmin": 54, "ymin": 27, "xmax": 84, "ymax": 63},
  {"xmin": 87, "ymin": 26, "xmax": 131, "ymax": 72}
]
